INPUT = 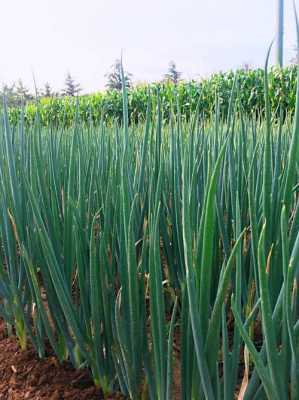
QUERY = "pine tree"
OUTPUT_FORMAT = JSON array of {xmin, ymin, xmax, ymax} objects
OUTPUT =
[
  {"xmin": 1, "ymin": 84, "xmax": 17, "ymax": 106},
  {"xmin": 164, "ymin": 61, "xmax": 181, "ymax": 85},
  {"xmin": 42, "ymin": 82, "xmax": 53, "ymax": 97},
  {"xmin": 105, "ymin": 59, "xmax": 132, "ymax": 91},
  {"xmin": 15, "ymin": 80, "xmax": 33, "ymax": 103},
  {"xmin": 62, "ymin": 73, "xmax": 81, "ymax": 96}
]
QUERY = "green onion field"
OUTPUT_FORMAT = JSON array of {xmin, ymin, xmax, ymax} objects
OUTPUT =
[{"xmin": 1, "ymin": 9, "xmax": 299, "ymax": 400}]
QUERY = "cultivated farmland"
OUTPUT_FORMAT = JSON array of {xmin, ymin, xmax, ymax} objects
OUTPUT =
[{"xmin": 0, "ymin": 58, "xmax": 299, "ymax": 399}]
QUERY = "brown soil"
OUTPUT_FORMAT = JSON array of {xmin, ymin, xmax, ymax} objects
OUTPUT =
[
  {"xmin": 0, "ymin": 311, "xmax": 255, "ymax": 400},
  {"xmin": 0, "ymin": 320, "xmax": 124, "ymax": 400}
]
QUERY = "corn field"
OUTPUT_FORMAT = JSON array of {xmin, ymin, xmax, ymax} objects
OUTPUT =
[
  {"xmin": 0, "ymin": 55, "xmax": 299, "ymax": 399},
  {"xmin": 7, "ymin": 65, "xmax": 299, "ymax": 128}
]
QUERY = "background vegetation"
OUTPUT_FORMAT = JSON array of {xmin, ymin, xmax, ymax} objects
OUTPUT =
[{"xmin": 6, "ymin": 65, "xmax": 298, "ymax": 126}]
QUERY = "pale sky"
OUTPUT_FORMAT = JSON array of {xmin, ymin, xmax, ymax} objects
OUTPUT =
[{"xmin": 0, "ymin": 0, "xmax": 298, "ymax": 93}]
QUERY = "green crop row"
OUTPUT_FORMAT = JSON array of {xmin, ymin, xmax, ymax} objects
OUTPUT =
[{"xmin": 7, "ymin": 64, "xmax": 298, "ymax": 127}]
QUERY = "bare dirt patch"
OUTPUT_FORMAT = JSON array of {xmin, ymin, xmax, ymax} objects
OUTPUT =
[{"xmin": 0, "ymin": 320, "xmax": 124, "ymax": 400}]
